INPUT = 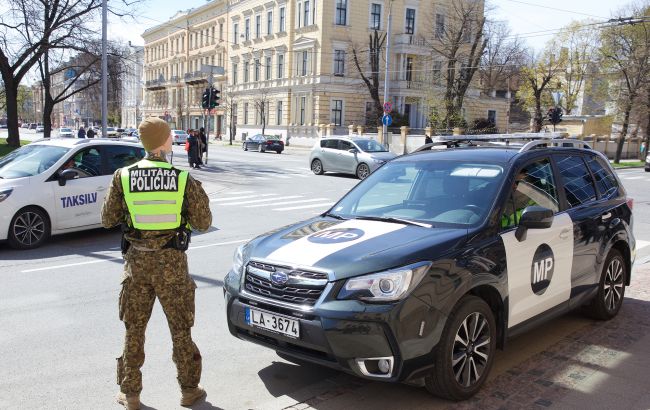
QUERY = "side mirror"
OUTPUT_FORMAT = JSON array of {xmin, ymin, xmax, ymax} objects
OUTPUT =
[
  {"xmin": 515, "ymin": 206, "xmax": 554, "ymax": 242},
  {"xmin": 348, "ymin": 148, "xmax": 358, "ymax": 153},
  {"xmin": 58, "ymin": 168, "xmax": 79, "ymax": 186}
]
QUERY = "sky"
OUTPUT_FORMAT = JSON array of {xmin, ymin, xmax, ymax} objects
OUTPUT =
[{"xmin": 108, "ymin": 0, "xmax": 635, "ymax": 50}]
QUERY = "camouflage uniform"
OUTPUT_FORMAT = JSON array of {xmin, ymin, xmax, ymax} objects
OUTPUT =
[{"xmin": 101, "ymin": 153, "xmax": 212, "ymax": 395}]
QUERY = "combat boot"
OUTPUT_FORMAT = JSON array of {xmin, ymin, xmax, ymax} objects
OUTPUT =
[
  {"xmin": 116, "ymin": 391, "xmax": 140, "ymax": 410},
  {"xmin": 180, "ymin": 384, "xmax": 206, "ymax": 406}
]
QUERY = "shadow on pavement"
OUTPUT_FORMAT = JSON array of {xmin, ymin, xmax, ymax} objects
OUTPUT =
[{"xmin": 257, "ymin": 360, "xmax": 339, "ymax": 398}]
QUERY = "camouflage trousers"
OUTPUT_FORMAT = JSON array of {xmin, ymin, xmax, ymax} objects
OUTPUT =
[{"xmin": 116, "ymin": 248, "xmax": 202, "ymax": 394}]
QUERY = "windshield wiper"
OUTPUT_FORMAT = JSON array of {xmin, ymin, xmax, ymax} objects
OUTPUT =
[
  {"xmin": 353, "ymin": 215, "xmax": 432, "ymax": 228},
  {"xmin": 324, "ymin": 211, "xmax": 347, "ymax": 220}
]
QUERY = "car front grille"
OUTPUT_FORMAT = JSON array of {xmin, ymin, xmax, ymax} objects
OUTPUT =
[{"xmin": 244, "ymin": 261, "xmax": 328, "ymax": 306}]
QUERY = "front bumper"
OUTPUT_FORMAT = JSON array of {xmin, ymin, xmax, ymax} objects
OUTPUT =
[{"xmin": 224, "ymin": 272, "xmax": 447, "ymax": 382}]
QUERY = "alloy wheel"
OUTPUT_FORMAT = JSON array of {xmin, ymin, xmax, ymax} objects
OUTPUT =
[
  {"xmin": 451, "ymin": 312, "xmax": 491, "ymax": 388},
  {"xmin": 357, "ymin": 163, "xmax": 370, "ymax": 179},
  {"xmin": 312, "ymin": 159, "xmax": 323, "ymax": 174},
  {"xmin": 13, "ymin": 211, "xmax": 46, "ymax": 247},
  {"xmin": 604, "ymin": 257, "xmax": 624, "ymax": 311}
]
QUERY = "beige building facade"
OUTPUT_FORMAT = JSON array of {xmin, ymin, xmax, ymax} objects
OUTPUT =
[{"xmin": 142, "ymin": 0, "xmax": 508, "ymax": 145}]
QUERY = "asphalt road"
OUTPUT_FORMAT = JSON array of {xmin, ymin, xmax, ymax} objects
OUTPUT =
[{"xmin": 1, "ymin": 139, "xmax": 650, "ymax": 409}]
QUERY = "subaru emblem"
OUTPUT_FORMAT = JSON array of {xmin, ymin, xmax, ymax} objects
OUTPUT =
[{"xmin": 270, "ymin": 271, "xmax": 289, "ymax": 286}]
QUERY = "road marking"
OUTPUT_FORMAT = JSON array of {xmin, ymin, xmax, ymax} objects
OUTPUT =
[
  {"xmin": 272, "ymin": 174, "xmax": 291, "ymax": 179},
  {"xmin": 246, "ymin": 198, "xmax": 330, "ymax": 208},
  {"xmin": 20, "ymin": 239, "xmax": 250, "ymax": 273},
  {"xmin": 273, "ymin": 202, "xmax": 334, "ymax": 211},
  {"xmin": 210, "ymin": 194, "xmax": 275, "ymax": 202},
  {"xmin": 218, "ymin": 195, "xmax": 303, "ymax": 205},
  {"xmin": 226, "ymin": 190, "xmax": 255, "ymax": 195},
  {"xmin": 291, "ymin": 174, "xmax": 310, "ymax": 178},
  {"xmin": 637, "ymin": 240, "xmax": 650, "ymax": 250}
]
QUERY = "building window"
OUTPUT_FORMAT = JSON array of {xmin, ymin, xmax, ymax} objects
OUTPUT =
[
  {"xmin": 255, "ymin": 15, "xmax": 261, "ymax": 38},
  {"xmin": 332, "ymin": 100, "xmax": 343, "ymax": 125},
  {"xmin": 335, "ymin": 0, "xmax": 347, "ymax": 25},
  {"xmin": 254, "ymin": 59, "xmax": 260, "ymax": 81},
  {"xmin": 370, "ymin": 3, "xmax": 381, "ymax": 30},
  {"xmin": 406, "ymin": 8, "xmax": 416, "ymax": 34},
  {"xmin": 435, "ymin": 14, "xmax": 445, "ymax": 39},
  {"xmin": 244, "ymin": 61, "xmax": 250, "ymax": 83},
  {"xmin": 300, "ymin": 96, "xmax": 306, "ymax": 125},
  {"xmin": 265, "ymin": 56, "xmax": 272, "ymax": 80},
  {"xmin": 297, "ymin": 2, "xmax": 302, "ymax": 28},
  {"xmin": 462, "ymin": 22, "xmax": 472, "ymax": 43},
  {"xmin": 232, "ymin": 63, "xmax": 238, "ymax": 84},
  {"xmin": 211, "ymin": 26, "xmax": 215, "ymax": 44},
  {"xmin": 405, "ymin": 57, "xmax": 413, "ymax": 82},
  {"xmin": 267, "ymin": 11, "xmax": 273, "ymax": 35},
  {"xmin": 219, "ymin": 23, "xmax": 224, "ymax": 40},
  {"xmin": 277, "ymin": 101, "xmax": 283, "ymax": 125},
  {"xmin": 304, "ymin": 0, "xmax": 310, "ymax": 26},
  {"xmin": 244, "ymin": 103, "xmax": 249, "ymax": 124},
  {"xmin": 277, "ymin": 54, "xmax": 284, "ymax": 78},
  {"xmin": 334, "ymin": 50, "xmax": 345, "ymax": 76},
  {"xmin": 279, "ymin": 7, "xmax": 286, "ymax": 32},
  {"xmin": 233, "ymin": 23, "xmax": 239, "ymax": 44},
  {"xmin": 301, "ymin": 51, "xmax": 308, "ymax": 76},
  {"xmin": 245, "ymin": 18, "xmax": 250, "ymax": 41},
  {"xmin": 487, "ymin": 110, "xmax": 497, "ymax": 124},
  {"xmin": 432, "ymin": 61, "xmax": 442, "ymax": 84}
]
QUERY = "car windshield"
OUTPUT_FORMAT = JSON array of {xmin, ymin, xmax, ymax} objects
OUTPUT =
[
  {"xmin": 0, "ymin": 144, "xmax": 70, "ymax": 179},
  {"xmin": 60, "ymin": 128, "xmax": 72, "ymax": 132},
  {"xmin": 330, "ymin": 159, "xmax": 505, "ymax": 228},
  {"xmin": 265, "ymin": 136, "xmax": 281, "ymax": 140},
  {"xmin": 174, "ymin": 130, "xmax": 186, "ymax": 135},
  {"xmin": 354, "ymin": 139, "xmax": 388, "ymax": 152},
  {"xmin": 107, "ymin": 127, "xmax": 115, "ymax": 131}
]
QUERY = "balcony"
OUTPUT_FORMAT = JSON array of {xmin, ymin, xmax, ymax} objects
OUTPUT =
[
  {"xmin": 145, "ymin": 79, "xmax": 166, "ymax": 90},
  {"xmin": 184, "ymin": 71, "xmax": 208, "ymax": 85},
  {"xmin": 392, "ymin": 34, "xmax": 429, "ymax": 56},
  {"xmin": 169, "ymin": 75, "xmax": 180, "ymax": 84}
]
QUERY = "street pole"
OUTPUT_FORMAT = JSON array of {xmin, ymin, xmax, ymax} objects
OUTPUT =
[
  {"xmin": 382, "ymin": 1, "xmax": 393, "ymax": 147},
  {"xmin": 205, "ymin": 74, "xmax": 213, "ymax": 165},
  {"xmin": 101, "ymin": 0, "xmax": 108, "ymax": 137}
]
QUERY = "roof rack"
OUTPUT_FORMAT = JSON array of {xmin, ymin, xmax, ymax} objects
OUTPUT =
[
  {"xmin": 519, "ymin": 139, "xmax": 591, "ymax": 152},
  {"xmin": 411, "ymin": 133, "xmax": 591, "ymax": 153}
]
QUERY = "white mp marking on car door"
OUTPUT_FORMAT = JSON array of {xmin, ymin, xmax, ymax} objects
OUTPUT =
[
  {"xmin": 266, "ymin": 219, "xmax": 406, "ymax": 267},
  {"xmin": 501, "ymin": 212, "xmax": 574, "ymax": 328}
]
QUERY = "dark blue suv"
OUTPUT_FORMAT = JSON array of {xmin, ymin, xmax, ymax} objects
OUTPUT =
[{"xmin": 224, "ymin": 139, "xmax": 635, "ymax": 400}]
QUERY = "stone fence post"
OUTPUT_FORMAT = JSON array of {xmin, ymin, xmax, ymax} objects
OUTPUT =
[
  {"xmin": 357, "ymin": 125, "xmax": 365, "ymax": 136},
  {"xmin": 400, "ymin": 126, "xmax": 409, "ymax": 155},
  {"xmin": 348, "ymin": 124, "xmax": 356, "ymax": 136}
]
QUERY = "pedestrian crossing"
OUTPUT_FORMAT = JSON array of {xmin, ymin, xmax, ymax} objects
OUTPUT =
[
  {"xmin": 251, "ymin": 168, "xmax": 312, "ymax": 180},
  {"xmin": 210, "ymin": 190, "xmax": 335, "ymax": 212}
]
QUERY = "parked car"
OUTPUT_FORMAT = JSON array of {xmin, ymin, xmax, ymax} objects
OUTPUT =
[
  {"xmin": 35, "ymin": 124, "xmax": 44, "ymax": 133},
  {"xmin": 309, "ymin": 137, "xmax": 397, "ymax": 179},
  {"xmin": 28, "ymin": 123, "xmax": 37, "ymax": 130},
  {"xmin": 171, "ymin": 130, "xmax": 189, "ymax": 145},
  {"xmin": 242, "ymin": 134, "xmax": 284, "ymax": 153},
  {"xmin": 57, "ymin": 127, "xmax": 74, "ymax": 138},
  {"xmin": 21, "ymin": 123, "xmax": 30, "ymax": 129},
  {"xmin": 104, "ymin": 127, "xmax": 118, "ymax": 137},
  {"xmin": 0, "ymin": 138, "xmax": 145, "ymax": 249},
  {"xmin": 645, "ymin": 154, "xmax": 649, "ymax": 172},
  {"xmin": 224, "ymin": 137, "xmax": 635, "ymax": 401}
]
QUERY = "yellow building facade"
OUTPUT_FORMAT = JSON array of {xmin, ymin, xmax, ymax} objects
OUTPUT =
[{"xmin": 142, "ymin": 0, "xmax": 508, "ymax": 144}]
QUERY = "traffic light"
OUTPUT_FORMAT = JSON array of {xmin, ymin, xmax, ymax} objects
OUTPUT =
[
  {"xmin": 547, "ymin": 107, "xmax": 563, "ymax": 125},
  {"xmin": 210, "ymin": 88, "xmax": 221, "ymax": 108},
  {"xmin": 201, "ymin": 88, "xmax": 210, "ymax": 109}
]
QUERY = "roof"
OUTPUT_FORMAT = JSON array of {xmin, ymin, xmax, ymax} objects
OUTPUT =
[
  {"xmin": 402, "ymin": 147, "xmax": 520, "ymax": 164},
  {"xmin": 30, "ymin": 138, "xmax": 143, "ymax": 148}
]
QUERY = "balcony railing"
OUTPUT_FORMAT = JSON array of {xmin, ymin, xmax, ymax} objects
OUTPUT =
[
  {"xmin": 184, "ymin": 71, "xmax": 207, "ymax": 85},
  {"xmin": 393, "ymin": 34, "xmax": 429, "ymax": 55},
  {"xmin": 145, "ymin": 79, "xmax": 166, "ymax": 90}
]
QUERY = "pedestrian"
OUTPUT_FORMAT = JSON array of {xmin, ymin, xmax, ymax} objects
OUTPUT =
[
  {"xmin": 78, "ymin": 126, "xmax": 86, "ymax": 138},
  {"xmin": 425, "ymin": 135, "xmax": 433, "ymax": 144},
  {"xmin": 187, "ymin": 130, "xmax": 201, "ymax": 169},
  {"xmin": 101, "ymin": 117, "xmax": 212, "ymax": 410},
  {"xmin": 87, "ymin": 127, "xmax": 95, "ymax": 138},
  {"xmin": 199, "ymin": 127, "xmax": 207, "ymax": 164}
]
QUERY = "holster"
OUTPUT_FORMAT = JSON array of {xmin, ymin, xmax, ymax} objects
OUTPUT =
[
  {"xmin": 172, "ymin": 226, "xmax": 191, "ymax": 251},
  {"xmin": 120, "ymin": 223, "xmax": 131, "ymax": 254}
]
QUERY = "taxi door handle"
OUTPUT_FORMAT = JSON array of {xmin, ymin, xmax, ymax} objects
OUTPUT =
[
  {"xmin": 601, "ymin": 212, "xmax": 612, "ymax": 221},
  {"xmin": 559, "ymin": 228, "xmax": 571, "ymax": 240}
]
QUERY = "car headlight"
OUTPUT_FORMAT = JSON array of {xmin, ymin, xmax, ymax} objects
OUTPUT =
[
  {"xmin": 0, "ymin": 188, "xmax": 13, "ymax": 202},
  {"xmin": 338, "ymin": 262, "xmax": 431, "ymax": 302}
]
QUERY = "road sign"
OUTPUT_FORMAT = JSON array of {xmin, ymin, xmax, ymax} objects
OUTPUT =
[
  {"xmin": 382, "ymin": 114, "xmax": 392, "ymax": 126},
  {"xmin": 383, "ymin": 102, "xmax": 393, "ymax": 113}
]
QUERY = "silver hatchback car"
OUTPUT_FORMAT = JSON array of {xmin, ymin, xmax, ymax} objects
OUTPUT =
[{"xmin": 309, "ymin": 137, "xmax": 397, "ymax": 179}]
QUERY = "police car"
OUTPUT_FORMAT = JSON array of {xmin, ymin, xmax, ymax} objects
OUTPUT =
[
  {"xmin": 0, "ymin": 138, "xmax": 145, "ymax": 249},
  {"xmin": 224, "ymin": 137, "xmax": 635, "ymax": 400}
]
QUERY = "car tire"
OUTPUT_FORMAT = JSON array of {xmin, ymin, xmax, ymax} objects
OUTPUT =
[
  {"xmin": 356, "ymin": 163, "xmax": 371, "ymax": 180},
  {"xmin": 276, "ymin": 150, "xmax": 282, "ymax": 154},
  {"xmin": 587, "ymin": 248, "xmax": 626, "ymax": 320},
  {"xmin": 645, "ymin": 167, "xmax": 649, "ymax": 172},
  {"xmin": 8, "ymin": 207, "xmax": 51, "ymax": 250},
  {"xmin": 425, "ymin": 295, "xmax": 496, "ymax": 401},
  {"xmin": 311, "ymin": 159, "xmax": 324, "ymax": 175}
]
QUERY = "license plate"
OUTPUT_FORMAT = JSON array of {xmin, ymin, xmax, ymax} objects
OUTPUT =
[{"xmin": 245, "ymin": 306, "xmax": 300, "ymax": 339}]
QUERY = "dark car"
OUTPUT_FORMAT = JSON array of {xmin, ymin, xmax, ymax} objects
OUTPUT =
[
  {"xmin": 224, "ymin": 137, "xmax": 635, "ymax": 401},
  {"xmin": 243, "ymin": 134, "xmax": 284, "ymax": 153}
]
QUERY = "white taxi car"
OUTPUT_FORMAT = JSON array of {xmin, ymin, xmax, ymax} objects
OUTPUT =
[{"xmin": 0, "ymin": 138, "xmax": 145, "ymax": 249}]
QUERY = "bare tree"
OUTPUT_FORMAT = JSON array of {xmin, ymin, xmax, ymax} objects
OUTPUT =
[
  {"xmin": 600, "ymin": 5, "xmax": 650, "ymax": 163},
  {"xmin": 480, "ymin": 21, "xmax": 525, "ymax": 95},
  {"xmin": 253, "ymin": 90, "xmax": 270, "ymax": 136},
  {"xmin": 351, "ymin": 30, "xmax": 386, "ymax": 126},
  {"xmin": 427, "ymin": 0, "xmax": 487, "ymax": 130}
]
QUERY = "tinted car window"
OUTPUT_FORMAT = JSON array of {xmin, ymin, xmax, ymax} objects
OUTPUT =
[
  {"xmin": 555, "ymin": 155, "xmax": 597, "ymax": 207},
  {"xmin": 338, "ymin": 140, "xmax": 352, "ymax": 151},
  {"xmin": 66, "ymin": 147, "xmax": 102, "ymax": 178},
  {"xmin": 586, "ymin": 155, "xmax": 619, "ymax": 199},
  {"xmin": 321, "ymin": 139, "xmax": 338, "ymax": 149},
  {"xmin": 103, "ymin": 145, "xmax": 145, "ymax": 175}
]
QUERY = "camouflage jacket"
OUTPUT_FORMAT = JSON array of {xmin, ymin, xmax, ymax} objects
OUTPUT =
[{"xmin": 101, "ymin": 153, "xmax": 212, "ymax": 250}]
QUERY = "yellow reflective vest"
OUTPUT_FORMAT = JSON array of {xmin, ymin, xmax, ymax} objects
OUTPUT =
[{"xmin": 120, "ymin": 159, "xmax": 188, "ymax": 231}]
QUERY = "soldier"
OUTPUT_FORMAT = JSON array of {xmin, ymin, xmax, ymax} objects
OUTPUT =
[{"xmin": 101, "ymin": 117, "xmax": 212, "ymax": 409}]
